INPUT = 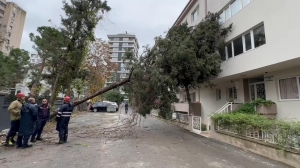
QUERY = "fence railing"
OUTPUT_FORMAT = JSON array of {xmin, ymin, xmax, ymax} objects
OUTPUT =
[
  {"xmin": 177, "ymin": 113, "xmax": 189, "ymax": 123},
  {"xmin": 215, "ymin": 122, "xmax": 300, "ymax": 150}
]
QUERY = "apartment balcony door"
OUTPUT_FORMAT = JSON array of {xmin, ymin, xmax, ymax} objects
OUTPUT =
[{"xmin": 249, "ymin": 82, "xmax": 266, "ymax": 100}]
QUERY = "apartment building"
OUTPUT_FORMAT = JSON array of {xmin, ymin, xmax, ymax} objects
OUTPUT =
[
  {"xmin": 0, "ymin": 1, "xmax": 26, "ymax": 55},
  {"xmin": 30, "ymin": 52, "xmax": 42, "ymax": 64},
  {"xmin": 175, "ymin": 0, "xmax": 300, "ymax": 122},
  {"xmin": 107, "ymin": 32, "xmax": 139, "ymax": 85}
]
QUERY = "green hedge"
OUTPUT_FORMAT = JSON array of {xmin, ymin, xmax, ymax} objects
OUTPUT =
[{"xmin": 212, "ymin": 113, "xmax": 300, "ymax": 149}]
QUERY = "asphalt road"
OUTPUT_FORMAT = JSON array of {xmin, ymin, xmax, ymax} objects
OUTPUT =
[{"xmin": 0, "ymin": 109, "xmax": 292, "ymax": 168}]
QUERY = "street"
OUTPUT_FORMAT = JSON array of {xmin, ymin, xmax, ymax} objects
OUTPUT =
[{"xmin": 0, "ymin": 109, "xmax": 292, "ymax": 168}]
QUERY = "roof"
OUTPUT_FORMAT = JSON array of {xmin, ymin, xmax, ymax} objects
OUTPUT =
[{"xmin": 173, "ymin": 0, "xmax": 197, "ymax": 26}]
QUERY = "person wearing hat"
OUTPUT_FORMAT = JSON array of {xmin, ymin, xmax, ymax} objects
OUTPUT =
[
  {"xmin": 5, "ymin": 93, "xmax": 26, "ymax": 147},
  {"xmin": 56, "ymin": 96, "xmax": 74, "ymax": 144}
]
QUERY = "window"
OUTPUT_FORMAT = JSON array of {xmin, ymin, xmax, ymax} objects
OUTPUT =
[
  {"xmin": 122, "ymin": 43, "xmax": 128, "ymax": 46},
  {"xmin": 12, "ymin": 13, "xmax": 15, "ymax": 18},
  {"xmin": 0, "ymin": 1, "xmax": 6, "ymax": 8},
  {"xmin": 233, "ymin": 36, "xmax": 243, "ymax": 56},
  {"xmin": 7, "ymin": 32, "xmax": 11, "ymax": 37},
  {"xmin": 31, "ymin": 59, "xmax": 35, "ymax": 63},
  {"xmin": 278, "ymin": 77, "xmax": 299, "ymax": 100},
  {"xmin": 123, "ymin": 38, "xmax": 129, "ymax": 41},
  {"xmin": 113, "ymin": 38, "xmax": 119, "ymax": 41},
  {"xmin": 112, "ymin": 48, "xmax": 119, "ymax": 51},
  {"xmin": 254, "ymin": 25, "xmax": 266, "ymax": 48},
  {"xmin": 112, "ymin": 43, "xmax": 118, "ymax": 46},
  {"xmin": 0, "ymin": 9, "xmax": 4, "ymax": 14},
  {"xmin": 219, "ymin": 11, "xmax": 225, "ymax": 24},
  {"xmin": 10, "ymin": 26, "xmax": 12, "ymax": 30},
  {"xmin": 11, "ymin": 20, "xmax": 14, "ymax": 24},
  {"xmin": 244, "ymin": 33, "xmax": 252, "ymax": 51},
  {"xmin": 242, "ymin": 0, "xmax": 251, "ymax": 7},
  {"xmin": 6, "ymin": 39, "xmax": 10, "ymax": 44},
  {"xmin": 228, "ymin": 87, "xmax": 237, "ymax": 100},
  {"xmin": 220, "ymin": 0, "xmax": 254, "ymax": 24},
  {"xmin": 111, "ymin": 57, "xmax": 118, "ymax": 62},
  {"xmin": 191, "ymin": 93, "xmax": 196, "ymax": 103},
  {"xmin": 216, "ymin": 89, "xmax": 221, "ymax": 100},
  {"xmin": 225, "ymin": 7, "xmax": 231, "ymax": 21},
  {"xmin": 191, "ymin": 6, "xmax": 199, "ymax": 22},
  {"xmin": 112, "ymin": 52, "xmax": 118, "ymax": 57},
  {"xmin": 226, "ymin": 43, "xmax": 233, "ymax": 59},
  {"xmin": 224, "ymin": 24, "xmax": 265, "ymax": 60},
  {"xmin": 231, "ymin": 0, "xmax": 242, "ymax": 16}
]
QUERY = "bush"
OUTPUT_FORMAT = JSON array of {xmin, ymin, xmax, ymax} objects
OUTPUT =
[{"xmin": 212, "ymin": 113, "xmax": 300, "ymax": 149}]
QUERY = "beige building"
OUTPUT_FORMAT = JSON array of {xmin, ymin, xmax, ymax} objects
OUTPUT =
[
  {"xmin": 175, "ymin": 0, "xmax": 300, "ymax": 122},
  {"xmin": 0, "ymin": 1, "xmax": 26, "ymax": 55}
]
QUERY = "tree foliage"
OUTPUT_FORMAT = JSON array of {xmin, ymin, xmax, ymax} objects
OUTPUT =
[
  {"xmin": 124, "ymin": 13, "xmax": 232, "ymax": 117},
  {"xmin": 155, "ymin": 13, "xmax": 232, "ymax": 106},
  {"xmin": 102, "ymin": 89, "xmax": 124, "ymax": 104},
  {"xmin": 0, "ymin": 48, "xmax": 30, "ymax": 91}
]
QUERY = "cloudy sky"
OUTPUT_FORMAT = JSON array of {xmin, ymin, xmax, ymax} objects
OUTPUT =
[{"xmin": 13, "ymin": 0, "xmax": 188, "ymax": 53}]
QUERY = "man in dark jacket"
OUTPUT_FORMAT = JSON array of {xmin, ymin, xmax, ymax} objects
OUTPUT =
[
  {"xmin": 31, "ymin": 99, "xmax": 50, "ymax": 142},
  {"xmin": 16, "ymin": 97, "xmax": 38, "ymax": 148},
  {"xmin": 56, "ymin": 96, "xmax": 74, "ymax": 144}
]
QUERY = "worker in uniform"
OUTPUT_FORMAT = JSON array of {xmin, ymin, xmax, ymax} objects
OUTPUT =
[
  {"xmin": 16, "ymin": 97, "xmax": 38, "ymax": 148},
  {"xmin": 31, "ymin": 99, "xmax": 50, "ymax": 142},
  {"xmin": 5, "ymin": 93, "xmax": 26, "ymax": 147},
  {"xmin": 56, "ymin": 96, "xmax": 74, "ymax": 144}
]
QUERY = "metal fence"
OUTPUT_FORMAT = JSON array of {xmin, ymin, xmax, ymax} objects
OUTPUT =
[
  {"xmin": 215, "ymin": 122, "xmax": 300, "ymax": 150},
  {"xmin": 177, "ymin": 113, "xmax": 189, "ymax": 123}
]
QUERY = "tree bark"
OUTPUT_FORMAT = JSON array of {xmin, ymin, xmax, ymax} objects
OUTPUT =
[
  {"xmin": 184, "ymin": 85, "xmax": 193, "ymax": 115},
  {"xmin": 49, "ymin": 72, "xmax": 61, "ymax": 106},
  {"xmin": 30, "ymin": 59, "xmax": 46, "ymax": 97}
]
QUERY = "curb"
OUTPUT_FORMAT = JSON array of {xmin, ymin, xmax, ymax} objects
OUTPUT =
[{"xmin": 150, "ymin": 115, "xmax": 210, "ymax": 138}]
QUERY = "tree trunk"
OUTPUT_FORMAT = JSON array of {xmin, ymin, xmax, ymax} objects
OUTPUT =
[
  {"xmin": 184, "ymin": 85, "xmax": 193, "ymax": 115},
  {"xmin": 49, "ymin": 72, "xmax": 61, "ymax": 106},
  {"xmin": 50, "ymin": 68, "xmax": 134, "ymax": 118},
  {"xmin": 30, "ymin": 59, "xmax": 46, "ymax": 97}
]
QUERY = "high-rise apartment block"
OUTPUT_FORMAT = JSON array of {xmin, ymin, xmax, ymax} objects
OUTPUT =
[
  {"xmin": 0, "ymin": 0, "xmax": 26, "ymax": 55},
  {"xmin": 107, "ymin": 32, "xmax": 139, "ymax": 85}
]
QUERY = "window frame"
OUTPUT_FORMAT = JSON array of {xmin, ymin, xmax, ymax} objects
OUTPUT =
[
  {"xmin": 227, "ymin": 87, "xmax": 237, "ymax": 100},
  {"xmin": 216, "ymin": 89, "xmax": 222, "ymax": 100},
  {"xmin": 224, "ymin": 24, "xmax": 265, "ymax": 60},
  {"xmin": 191, "ymin": 5, "xmax": 199, "ymax": 22},
  {"xmin": 277, "ymin": 76, "xmax": 300, "ymax": 101}
]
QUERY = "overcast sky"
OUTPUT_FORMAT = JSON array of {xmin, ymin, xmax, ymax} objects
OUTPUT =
[{"xmin": 13, "ymin": 0, "xmax": 188, "ymax": 53}]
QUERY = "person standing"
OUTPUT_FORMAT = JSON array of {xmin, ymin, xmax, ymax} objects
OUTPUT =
[
  {"xmin": 31, "ymin": 99, "xmax": 50, "ymax": 142},
  {"xmin": 16, "ymin": 97, "xmax": 38, "ymax": 148},
  {"xmin": 4, "ymin": 93, "xmax": 26, "ymax": 147},
  {"xmin": 56, "ymin": 96, "xmax": 74, "ymax": 144}
]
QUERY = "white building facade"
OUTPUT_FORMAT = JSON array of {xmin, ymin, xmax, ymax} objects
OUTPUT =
[{"xmin": 175, "ymin": 0, "xmax": 300, "ymax": 123}]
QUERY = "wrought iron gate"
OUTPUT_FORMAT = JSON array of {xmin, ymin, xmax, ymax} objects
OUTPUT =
[{"xmin": 192, "ymin": 116, "xmax": 201, "ymax": 134}]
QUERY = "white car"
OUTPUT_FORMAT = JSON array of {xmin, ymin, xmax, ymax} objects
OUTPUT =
[{"xmin": 103, "ymin": 101, "xmax": 119, "ymax": 112}]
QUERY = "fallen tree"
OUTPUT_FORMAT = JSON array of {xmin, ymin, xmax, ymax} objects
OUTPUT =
[{"xmin": 50, "ymin": 68, "xmax": 133, "ymax": 118}]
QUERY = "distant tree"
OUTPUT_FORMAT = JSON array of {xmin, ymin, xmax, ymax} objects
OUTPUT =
[
  {"xmin": 0, "ymin": 48, "xmax": 30, "ymax": 91},
  {"xmin": 29, "ymin": 26, "xmax": 67, "ymax": 97},
  {"xmin": 48, "ymin": 0, "xmax": 111, "ymax": 106},
  {"xmin": 102, "ymin": 89, "xmax": 124, "ymax": 104}
]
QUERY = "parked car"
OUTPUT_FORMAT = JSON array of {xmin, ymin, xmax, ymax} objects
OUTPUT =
[
  {"xmin": 90, "ymin": 102, "xmax": 109, "ymax": 112},
  {"xmin": 103, "ymin": 101, "xmax": 118, "ymax": 112}
]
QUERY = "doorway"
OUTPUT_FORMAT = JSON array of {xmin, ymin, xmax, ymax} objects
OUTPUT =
[{"xmin": 249, "ymin": 82, "xmax": 266, "ymax": 100}]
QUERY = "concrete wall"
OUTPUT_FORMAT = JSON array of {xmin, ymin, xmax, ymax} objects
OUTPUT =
[
  {"xmin": 264, "ymin": 66, "xmax": 300, "ymax": 121},
  {"xmin": 179, "ymin": 0, "xmax": 207, "ymax": 26},
  {"xmin": 210, "ymin": 122, "xmax": 300, "ymax": 168},
  {"xmin": 0, "ymin": 94, "xmax": 10, "ymax": 131}
]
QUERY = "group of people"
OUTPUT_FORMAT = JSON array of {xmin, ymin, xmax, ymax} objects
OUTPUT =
[{"xmin": 4, "ymin": 93, "xmax": 74, "ymax": 148}]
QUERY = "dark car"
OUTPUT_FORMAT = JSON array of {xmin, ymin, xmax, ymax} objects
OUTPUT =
[{"xmin": 90, "ymin": 102, "xmax": 109, "ymax": 112}]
